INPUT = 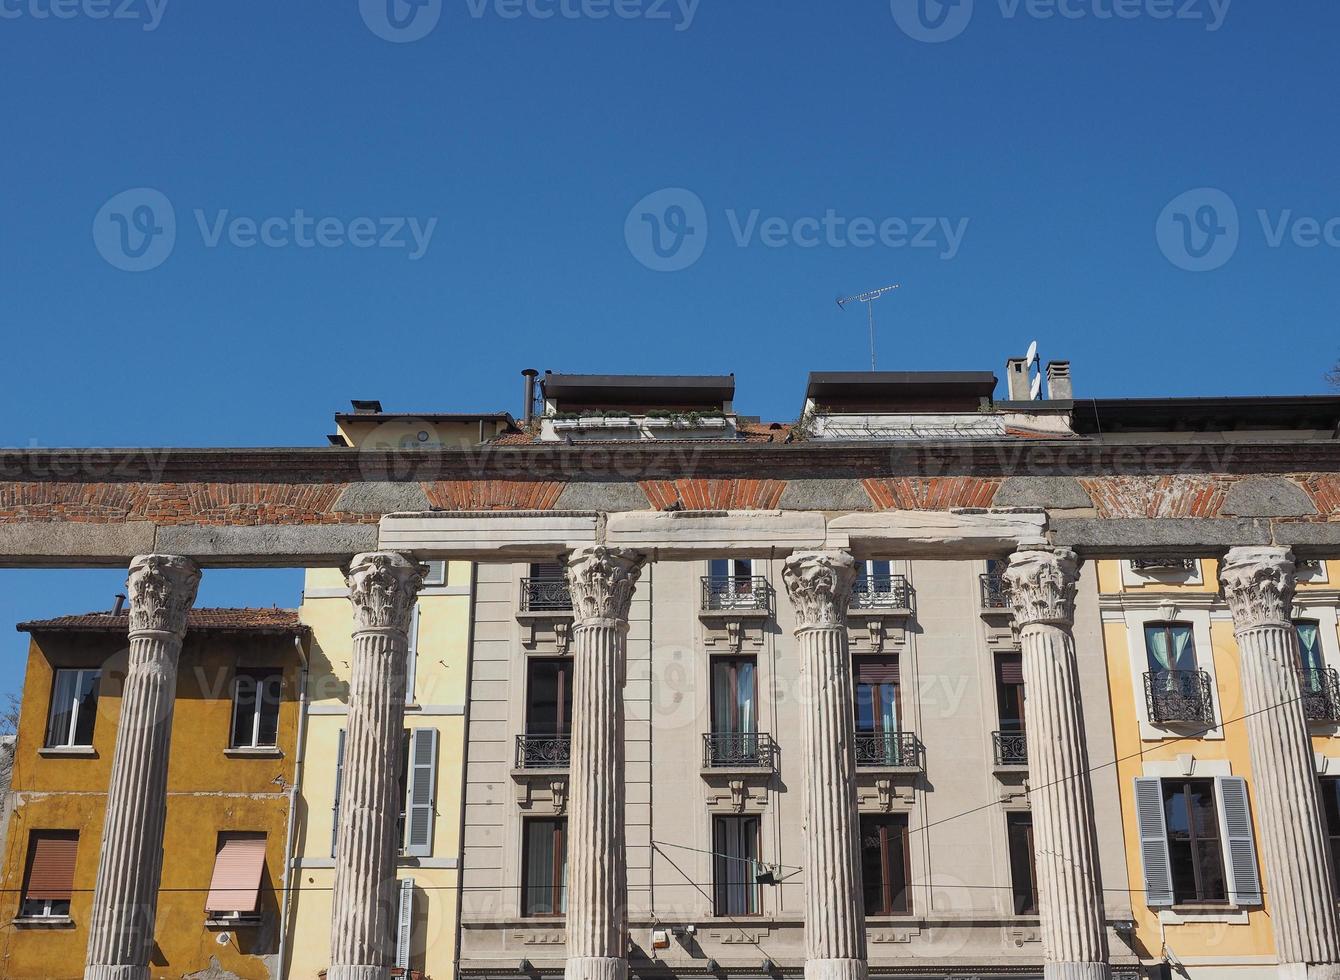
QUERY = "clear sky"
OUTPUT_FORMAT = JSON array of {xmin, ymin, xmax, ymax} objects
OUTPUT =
[{"xmin": 2, "ymin": 0, "xmax": 1338, "ymax": 698}]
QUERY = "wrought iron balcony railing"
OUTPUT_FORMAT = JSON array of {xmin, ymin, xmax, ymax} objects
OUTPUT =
[
  {"xmin": 702, "ymin": 732, "xmax": 776, "ymax": 769},
  {"xmin": 520, "ymin": 577, "xmax": 572, "ymax": 613},
  {"xmin": 515, "ymin": 734, "xmax": 572, "ymax": 769},
  {"xmin": 1300, "ymin": 668, "xmax": 1340, "ymax": 723},
  {"xmin": 701, "ymin": 576, "xmax": 770, "ymax": 613},
  {"xmin": 853, "ymin": 731, "xmax": 921, "ymax": 769},
  {"xmin": 979, "ymin": 572, "xmax": 1009, "ymax": 611},
  {"xmin": 1144, "ymin": 669, "xmax": 1215, "ymax": 726},
  {"xmin": 1130, "ymin": 558, "xmax": 1197, "ymax": 572},
  {"xmin": 851, "ymin": 574, "xmax": 911, "ymax": 611},
  {"xmin": 993, "ymin": 730, "xmax": 1028, "ymax": 766}
]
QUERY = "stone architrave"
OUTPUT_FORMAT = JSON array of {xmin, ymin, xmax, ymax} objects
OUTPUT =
[
  {"xmin": 782, "ymin": 550, "xmax": 868, "ymax": 980},
  {"xmin": 1004, "ymin": 547, "xmax": 1110, "ymax": 980},
  {"xmin": 85, "ymin": 555, "xmax": 201, "ymax": 980},
  {"xmin": 1220, "ymin": 547, "xmax": 1340, "ymax": 978}
]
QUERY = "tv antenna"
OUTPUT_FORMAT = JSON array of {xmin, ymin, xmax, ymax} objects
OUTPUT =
[{"xmin": 837, "ymin": 283, "xmax": 900, "ymax": 370}]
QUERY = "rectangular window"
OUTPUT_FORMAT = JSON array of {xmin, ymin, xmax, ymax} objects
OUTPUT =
[
  {"xmin": 996, "ymin": 654, "xmax": 1026, "ymax": 732},
  {"xmin": 1322, "ymin": 777, "xmax": 1340, "ymax": 897},
  {"xmin": 1163, "ymin": 779, "xmax": 1227, "ymax": 904},
  {"xmin": 713, "ymin": 815, "xmax": 761, "ymax": 916},
  {"xmin": 854, "ymin": 658, "xmax": 900, "ymax": 734},
  {"xmin": 1145, "ymin": 623, "xmax": 1197, "ymax": 674},
  {"xmin": 20, "ymin": 831, "xmax": 78, "ymax": 919},
  {"xmin": 45, "ymin": 669, "xmax": 99, "ymax": 748},
  {"xmin": 1297, "ymin": 620, "xmax": 1325, "ymax": 672},
  {"xmin": 1006, "ymin": 812, "xmax": 1038, "ymax": 914},
  {"xmin": 526, "ymin": 658, "xmax": 574, "ymax": 736},
  {"xmin": 204, "ymin": 832, "xmax": 267, "ymax": 919},
  {"xmin": 522, "ymin": 818, "xmax": 567, "ymax": 917},
  {"xmin": 860, "ymin": 814, "xmax": 910, "ymax": 915},
  {"xmin": 422, "ymin": 560, "xmax": 447, "ymax": 586},
  {"xmin": 230, "ymin": 668, "xmax": 281, "ymax": 748},
  {"xmin": 710, "ymin": 657, "xmax": 757, "ymax": 736},
  {"xmin": 857, "ymin": 559, "xmax": 893, "ymax": 590}
]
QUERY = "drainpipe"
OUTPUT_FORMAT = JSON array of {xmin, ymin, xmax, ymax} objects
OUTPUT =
[
  {"xmin": 521, "ymin": 369, "xmax": 538, "ymax": 426},
  {"xmin": 276, "ymin": 635, "xmax": 310, "ymax": 980}
]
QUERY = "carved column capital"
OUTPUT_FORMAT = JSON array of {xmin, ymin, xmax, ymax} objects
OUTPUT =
[
  {"xmin": 566, "ymin": 546, "xmax": 644, "ymax": 627},
  {"xmin": 126, "ymin": 554, "xmax": 201, "ymax": 637},
  {"xmin": 345, "ymin": 551, "xmax": 426, "ymax": 633},
  {"xmin": 1004, "ymin": 546, "xmax": 1078, "ymax": 628},
  {"xmin": 783, "ymin": 550, "xmax": 857, "ymax": 630},
  {"xmin": 1220, "ymin": 546, "xmax": 1297, "ymax": 632}
]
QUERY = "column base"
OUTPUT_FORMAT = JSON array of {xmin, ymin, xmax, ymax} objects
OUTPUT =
[
  {"xmin": 1304, "ymin": 964, "xmax": 1340, "ymax": 980},
  {"xmin": 84, "ymin": 968, "xmax": 148, "ymax": 980},
  {"xmin": 565, "ymin": 956, "xmax": 628, "ymax": 980},
  {"xmin": 326, "ymin": 966, "xmax": 390, "ymax": 980},
  {"xmin": 805, "ymin": 958, "xmax": 869, "ymax": 980},
  {"xmin": 1043, "ymin": 962, "xmax": 1110, "ymax": 980}
]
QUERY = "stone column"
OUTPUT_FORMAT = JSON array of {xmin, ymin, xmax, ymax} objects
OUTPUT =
[
  {"xmin": 782, "ymin": 551, "xmax": 867, "ymax": 980},
  {"xmin": 1004, "ymin": 547, "xmax": 1109, "ymax": 980},
  {"xmin": 1220, "ymin": 547, "xmax": 1340, "ymax": 978},
  {"xmin": 563, "ymin": 546, "xmax": 644, "ymax": 980},
  {"xmin": 85, "ymin": 555, "xmax": 200, "ymax": 980},
  {"xmin": 329, "ymin": 552, "xmax": 426, "ymax": 980}
]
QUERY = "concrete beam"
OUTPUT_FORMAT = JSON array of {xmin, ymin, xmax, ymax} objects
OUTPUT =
[
  {"xmin": 1052, "ymin": 517, "xmax": 1273, "ymax": 555},
  {"xmin": 825, "ymin": 509, "xmax": 1048, "ymax": 557},
  {"xmin": 379, "ymin": 511, "xmax": 600, "ymax": 560},
  {"xmin": 153, "ymin": 524, "xmax": 379, "ymax": 567},
  {"xmin": 604, "ymin": 510, "xmax": 827, "ymax": 558},
  {"xmin": 0, "ymin": 522, "xmax": 158, "ymax": 568}
]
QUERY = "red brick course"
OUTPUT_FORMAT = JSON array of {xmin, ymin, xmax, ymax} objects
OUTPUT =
[
  {"xmin": 1080, "ymin": 476, "xmax": 1228, "ymax": 519},
  {"xmin": 861, "ymin": 478, "xmax": 1001, "ymax": 511},
  {"xmin": 421, "ymin": 481, "xmax": 564, "ymax": 511},
  {"xmin": 640, "ymin": 479, "xmax": 785, "ymax": 511}
]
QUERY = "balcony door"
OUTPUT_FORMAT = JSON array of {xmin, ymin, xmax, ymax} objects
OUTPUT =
[
  {"xmin": 995, "ymin": 654, "xmax": 1025, "ymax": 733},
  {"xmin": 710, "ymin": 656, "xmax": 758, "ymax": 765},
  {"xmin": 1145, "ymin": 622, "xmax": 1196, "ymax": 674},
  {"xmin": 854, "ymin": 657, "xmax": 900, "ymax": 735},
  {"xmin": 709, "ymin": 558, "xmax": 755, "ymax": 609},
  {"xmin": 526, "ymin": 658, "xmax": 574, "ymax": 737},
  {"xmin": 857, "ymin": 559, "xmax": 893, "ymax": 592}
]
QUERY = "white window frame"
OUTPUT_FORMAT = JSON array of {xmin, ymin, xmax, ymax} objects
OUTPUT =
[
  {"xmin": 46, "ymin": 668, "xmax": 99, "ymax": 748},
  {"xmin": 422, "ymin": 561, "xmax": 447, "ymax": 586},
  {"xmin": 230, "ymin": 669, "xmax": 281, "ymax": 749},
  {"xmin": 1291, "ymin": 599, "xmax": 1340, "ymax": 673},
  {"xmin": 1122, "ymin": 605, "xmax": 1224, "ymax": 741},
  {"xmin": 21, "ymin": 896, "xmax": 70, "ymax": 919}
]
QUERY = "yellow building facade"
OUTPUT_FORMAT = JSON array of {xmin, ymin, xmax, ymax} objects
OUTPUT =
[
  {"xmin": 0, "ymin": 609, "xmax": 309, "ymax": 980},
  {"xmin": 1099, "ymin": 557, "xmax": 1340, "ymax": 980}
]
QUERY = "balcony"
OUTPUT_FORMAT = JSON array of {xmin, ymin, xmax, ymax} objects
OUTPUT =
[
  {"xmin": 702, "ymin": 732, "xmax": 776, "ymax": 770},
  {"xmin": 853, "ymin": 731, "xmax": 921, "ymax": 770},
  {"xmin": 1130, "ymin": 558, "xmax": 1197, "ymax": 572},
  {"xmin": 1144, "ymin": 669, "xmax": 1215, "ymax": 726},
  {"xmin": 851, "ymin": 574, "xmax": 911, "ymax": 612},
  {"xmin": 1300, "ymin": 668, "xmax": 1340, "ymax": 723},
  {"xmin": 520, "ymin": 577, "xmax": 572, "ymax": 613},
  {"xmin": 979, "ymin": 572, "xmax": 1010, "ymax": 612},
  {"xmin": 700, "ymin": 576, "xmax": 771, "ymax": 615},
  {"xmin": 515, "ymin": 734, "xmax": 571, "ymax": 769},
  {"xmin": 993, "ymin": 730, "xmax": 1028, "ymax": 767}
]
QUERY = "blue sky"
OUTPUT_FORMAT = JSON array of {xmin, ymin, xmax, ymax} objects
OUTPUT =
[{"xmin": 2, "ymin": 0, "xmax": 1339, "ymax": 699}]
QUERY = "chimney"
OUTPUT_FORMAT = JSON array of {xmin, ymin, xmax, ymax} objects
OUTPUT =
[
  {"xmin": 1005, "ymin": 358, "xmax": 1030, "ymax": 401},
  {"xmin": 1046, "ymin": 361, "xmax": 1073, "ymax": 400},
  {"xmin": 521, "ymin": 369, "xmax": 539, "ymax": 425},
  {"xmin": 113, "ymin": 594, "xmax": 126, "ymax": 615}
]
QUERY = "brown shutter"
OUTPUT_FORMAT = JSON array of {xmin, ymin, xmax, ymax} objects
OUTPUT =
[
  {"xmin": 854, "ymin": 657, "xmax": 899, "ymax": 684},
  {"xmin": 24, "ymin": 833, "xmax": 78, "ymax": 902},
  {"xmin": 997, "ymin": 655, "xmax": 1024, "ymax": 686},
  {"xmin": 205, "ymin": 834, "xmax": 267, "ymax": 913}
]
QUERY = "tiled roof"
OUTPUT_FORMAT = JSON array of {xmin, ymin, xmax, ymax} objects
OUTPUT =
[{"xmin": 17, "ymin": 608, "xmax": 309, "ymax": 636}]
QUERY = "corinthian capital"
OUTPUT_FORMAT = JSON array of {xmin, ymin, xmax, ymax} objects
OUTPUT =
[
  {"xmin": 1219, "ymin": 546, "xmax": 1296, "ymax": 631},
  {"xmin": 1004, "ymin": 546, "xmax": 1078, "ymax": 628},
  {"xmin": 126, "ymin": 554, "xmax": 201, "ymax": 637},
  {"xmin": 783, "ymin": 551, "xmax": 856, "ymax": 630},
  {"xmin": 345, "ymin": 552, "xmax": 426, "ymax": 633},
  {"xmin": 566, "ymin": 546, "xmax": 644, "ymax": 626}
]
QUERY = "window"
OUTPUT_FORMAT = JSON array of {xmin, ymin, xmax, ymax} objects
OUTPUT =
[
  {"xmin": 860, "ymin": 814, "xmax": 910, "ymax": 915},
  {"xmin": 996, "ymin": 654, "xmax": 1025, "ymax": 733},
  {"xmin": 204, "ymin": 832, "xmax": 267, "ymax": 920},
  {"xmin": 713, "ymin": 815, "xmax": 761, "ymax": 916},
  {"xmin": 1144, "ymin": 623, "xmax": 1196, "ymax": 675},
  {"xmin": 857, "ymin": 559, "xmax": 893, "ymax": 590},
  {"xmin": 19, "ymin": 831, "xmax": 77, "ymax": 919},
  {"xmin": 230, "ymin": 668, "xmax": 281, "ymax": 748},
  {"xmin": 522, "ymin": 818, "xmax": 566, "ymax": 917},
  {"xmin": 1006, "ymin": 812, "xmax": 1037, "ymax": 914},
  {"xmin": 1321, "ymin": 777, "xmax": 1340, "ymax": 897},
  {"xmin": 45, "ymin": 669, "xmax": 99, "ymax": 748},
  {"xmin": 854, "ymin": 657, "xmax": 900, "ymax": 735},
  {"xmin": 333, "ymin": 728, "xmax": 438, "ymax": 858},
  {"xmin": 1297, "ymin": 620, "xmax": 1325, "ymax": 673},
  {"xmin": 527, "ymin": 658, "xmax": 574, "ymax": 737},
  {"xmin": 711, "ymin": 657, "xmax": 757, "ymax": 736},
  {"xmin": 422, "ymin": 560, "xmax": 447, "ymax": 586},
  {"xmin": 1134, "ymin": 776, "xmax": 1261, "ymax": 908}
]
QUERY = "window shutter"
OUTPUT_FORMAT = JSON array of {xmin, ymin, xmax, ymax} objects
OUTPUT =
[
  {"xmin": 1134, "ymin": 777, "xmax": 1174, "ymax": 907},
  {"xmin": 331, "ymin": 729, "xmax": 346, "ymax": 858},
  {"xmin": 406, "ymin": 603, "xmax": 420, "ymax": 705},
  {"xmin": 1215, "ymin": 776, "xmax": 1263, "ymax": 906},
  {"xmin": 24, "ymin": 833, "xmax": 78, "ymax": 901},
  {"xmin": 997, "ymin": 654, "xmax": 1024, "ymax": 687},
  {"xmin": 395, "ymin": 877, "xmax": 415, "ymax": 969},
  {"xmin": 854, "ymin": 658, "xmax": 899, "ymax": 685},
  {"xmin": 205, "ymin": 834, "xmax": 267, "ymax": 914},
  {"xmin": 404, "ymin": 728, "xmax": 438, "ymax": 857}
]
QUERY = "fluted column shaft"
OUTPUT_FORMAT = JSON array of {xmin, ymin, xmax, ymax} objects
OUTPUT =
[
  {"xmin": 564, "ymin": 547, "xmax": 644, "ymax": 980},
  {"xmin": 1220, "ymin": 547, "xmax": 1340, "ymax": 975},
  {"xmin": 329, "ymin": 552, "xmax": 426, "ymax": 980},
  {"xmin": 783, "ymin": 551, "xmax": 867, "ymax": 980},
  {"xmin": 85, "ymin": 555, "xmax": 200, "ymax": 980},
  {"xmin": 1005, "ymin": 547, "xmax": 1109, "ymax": 980}
]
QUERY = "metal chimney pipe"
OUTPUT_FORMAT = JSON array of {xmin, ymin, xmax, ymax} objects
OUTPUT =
[
  {"xmin": 521, "ymin": 369, "xmax": 538, "ymax": 425},
  {"xmin": 113, "ymin": 594, "xmax": 126, "ymax": 615}
]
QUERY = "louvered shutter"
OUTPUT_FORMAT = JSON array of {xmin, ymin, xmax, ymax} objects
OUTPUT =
[
  {"xmin": 395, "ymin": 877, "xmax": 415, "ymax": 969},
  {"xmin": 331, "ymin": 729, "xmax": 346, "ymax": 858},
  {"xmin": 405, "ymin": 603, "xmax": 420, "ymax": 705},
  {"xmin": 205, "ymin": 834, "xmax": 267, "ymax": 914},
  {"xmin": 1215, "ymin": 776, "xmax": 1263, "ymax": 906},
  {"xmin": 854, "ymin": 658, "xmax": 899, "ymax": 684},
  {"xmin": 404, "ymin": 728, "xmax": 438, "ymax": 857},
  {"xmin": 1134, "ymin": 777, "xmax": 1174, "ymax": 907},
  {"xmin": 24, "ymin": 833, "xmax": 78, "ymax": 901},
  {"xmin": 997, "ymin": 655, "xmax": 1024, "ymax": 686}
]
